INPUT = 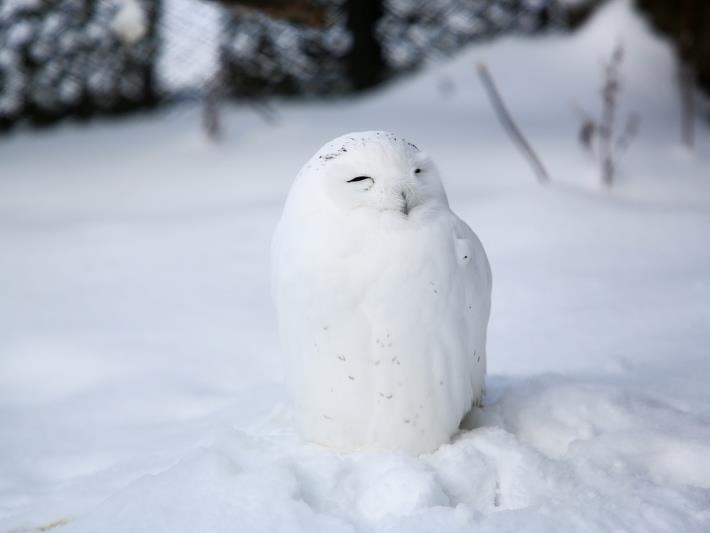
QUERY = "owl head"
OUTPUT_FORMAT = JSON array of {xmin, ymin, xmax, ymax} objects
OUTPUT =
[{"xmin": 292, "ymin": 132, "xmax": 449, "ymax": 218}]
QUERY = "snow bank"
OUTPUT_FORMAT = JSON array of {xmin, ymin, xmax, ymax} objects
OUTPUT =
[{"xmin": 47, "ymin": 378, "xmax": 710, "ymax": 533}]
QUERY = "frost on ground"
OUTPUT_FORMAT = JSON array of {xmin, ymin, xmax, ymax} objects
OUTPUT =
[{"xmin": 1, "ymin": 1, "xmax": 710, "ymax": 532}]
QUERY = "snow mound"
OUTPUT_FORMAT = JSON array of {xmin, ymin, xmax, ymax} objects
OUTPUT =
[
  {"xmin": 491, "ymin": 376, "xmax": 710, "ymax": 488},
  {"xmin": 47, "ymin": 377, "xmax": 709, "ymax": 533}
]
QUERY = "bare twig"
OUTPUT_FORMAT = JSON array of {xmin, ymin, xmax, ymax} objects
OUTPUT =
[
  {"xmin": 572, "ymin": 104, "xmax": 597, "ymax": 155},
  {"xmin": 575, "ymin": 44, "xmax": 637, "ymax": 187},
  {"xmin": 598, "ymin": 47, "xmax": 620, "ymax": 185},
  {"xmin": 677, "ymin": 0, "xmax": 696, "ymax": 148},
  {"xmin": 249, "ymin": 99, "xmax": 279, "ymax": 124},
  {"xmin": 477, "ymin": 63, "xmax": 549, "ymax": 184},
  {"xmin": 678, "ymin": 63, "xmax": 695, "ymax": 148},
  {"xmin": 203, "ymin": 69, "xmax": 224, "ymax": 142},
  {"xmin": 616, "ymin": 112, "xmax": 640, "ymax": 154},
  {"xmin": 598, "ymin": 44, "xmax": 627, "ymax": 186}
]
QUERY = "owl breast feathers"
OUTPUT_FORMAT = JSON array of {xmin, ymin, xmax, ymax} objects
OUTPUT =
[{"xmin": 271, "ymin": 131, "xmax": 492, "ymax": 453}]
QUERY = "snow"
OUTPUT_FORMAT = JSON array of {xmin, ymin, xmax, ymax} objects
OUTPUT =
[
  {"xmin": 1, "ymin": 1, "xmax": 710, "ymax": 532},
  {"xmin": 110, "ymin": 0, "xmax": 147, "ymax": 45}
]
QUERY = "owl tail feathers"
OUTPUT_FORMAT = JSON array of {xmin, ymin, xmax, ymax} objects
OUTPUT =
[{"xmin": 458, "ymin": 388, "xmax": 486, "ymax": 431}]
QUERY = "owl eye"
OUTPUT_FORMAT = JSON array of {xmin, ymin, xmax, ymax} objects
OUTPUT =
[
  {"xmin": 414, "ymin": 168, "xmax": 422, "ymax": 174},
  {"xmin": 347, "ymin": 176, "xmax": 373, "ymax": 183}
]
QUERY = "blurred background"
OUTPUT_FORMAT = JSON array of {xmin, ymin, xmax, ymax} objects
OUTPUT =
[
  {"xmin": 1, "ymin": 0, "xmax": 709, "ymax": 131},
  {"xmin": 1, "ymin": 1, "xmax": 710, "ymax": 531}
]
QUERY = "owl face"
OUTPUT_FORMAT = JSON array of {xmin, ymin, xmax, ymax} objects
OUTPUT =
[{"xmin": 313, "ymin": 132, "xmax": 449, "ymax": 216}]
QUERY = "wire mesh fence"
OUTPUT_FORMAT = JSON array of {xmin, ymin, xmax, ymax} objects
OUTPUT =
[{"xmin": 1, "ymin": 0, "xmax": 572, "ymax": 131}]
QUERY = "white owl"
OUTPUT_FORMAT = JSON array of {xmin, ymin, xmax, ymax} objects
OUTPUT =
[{"xmin": 271, "ymin": 131, "xmax": 492, "ymax": 454}]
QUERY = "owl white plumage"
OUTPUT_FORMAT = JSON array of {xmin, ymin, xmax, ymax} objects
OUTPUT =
[{"xmin": 271, "ymin": 131, "xmax": 492, "ymax": 454}]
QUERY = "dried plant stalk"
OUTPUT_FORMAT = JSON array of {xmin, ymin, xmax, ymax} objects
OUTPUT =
[{"xmin": 477, "ymin": 63, "xmax": 549, "ymax": 185}]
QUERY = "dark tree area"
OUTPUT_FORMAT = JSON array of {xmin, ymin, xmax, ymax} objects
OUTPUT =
[
  {"xmin": 0, "ymin": 0, "xmax": 160, "ymax": 131},
  {"xmin": 634, "ymin": 0, "xmax": 710, "ymax": 95},
  {"xmin": 219, "ymin": 0, "xmax": 567, "ymax": 99},
  {"xmin": 343, "ymin": 0, "xmax": 386, "ymax": 91},
  {"xmin": 0, "ymin": 0, "xmax": 627, "ymax": 131},
  {"xmin": 219, "ymin": 0, "xmax": 350, "ymax": 98},
  {"xmin": 217, "ymin": 0, "xmax": 329, "ymax": 27}
]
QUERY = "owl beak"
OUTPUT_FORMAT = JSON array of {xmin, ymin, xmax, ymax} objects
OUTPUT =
[{"xmin": 400, "ymin": 191, "xmax": 410, "ymax": 216}]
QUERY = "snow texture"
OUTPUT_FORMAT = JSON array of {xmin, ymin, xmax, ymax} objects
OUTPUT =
[{"xmin": 1, "ymin": 1, "xmax": 710, "ymax": 532}]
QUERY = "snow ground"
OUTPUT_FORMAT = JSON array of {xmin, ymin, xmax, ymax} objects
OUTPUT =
[{"xmin": 1, "ymin": 1, "xmax": 710, "ymax": 531}]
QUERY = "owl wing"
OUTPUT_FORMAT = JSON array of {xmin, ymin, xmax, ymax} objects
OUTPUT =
[
  {"xmin": 449, "ymin": 213, "xmax": 492, "ymax": 405},
  {"xmin": 452, "ymin": 214, "xmax": 492, "ymax": 322}
]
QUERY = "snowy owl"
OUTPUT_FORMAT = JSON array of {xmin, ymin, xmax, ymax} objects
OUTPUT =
[{"xmin": 271, "ymin": 131, "xmax": 492, "ymax": 454}]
